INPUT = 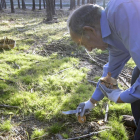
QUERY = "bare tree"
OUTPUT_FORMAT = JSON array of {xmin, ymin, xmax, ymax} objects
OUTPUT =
[
  {"xmin": 103, "ymin": 0, "xmax": 105, "ymax": 8},
  {"xmin": 17, "ymin": 0, "xmax": 20, "ymax": 9},
  {"xmin": 10, "ymin": 0, "xmax": 15, "ymax": 13},
  {"xmin": 32, "ymin": 0, "xmax": 35, "ymax": 11},
  {"xmin": 46, "ymin": 0, "xmax": 53, "ymax": 21},
  {"xmin": 22, "ymin": 0, "xmax": 26, "ymax": 10},
  {"xmin": 60, "ymin": 0, "xmax": 62, "ymax": 9},
  {"xmin": 82, "ymin": 0, "xmax": 85, "ymax": 5},
  {"xmin": 52, "ymin": 0, "xmax": 55, "ymax": 15},
  {"xmin": 0, "ymin": 2, "xmax": 2, "ymax": 11},
  {"xmin": 70, "ymin": 0, "xmax": 75, "ymax": 10},
  {"xmin": 1, "ymin": 0, "xmax": 6, "ymax": 9},
  {"xmin": 39, "ymin": 0, "xmax": 41, "ymax": 10},
  {"xmin": 43, "ymin": 0, "xmax": 46, "ymax": 9},
  {"xmin": 87, "ymin": 0, "xmax": 90, "ymax": 3},
  {"xmin": 90, "ymin": 0, "xmax": 96, "ymax": 4},
  {"xmin": 77, "ymin": 0, "xmax": 80, "ymax": 6}
]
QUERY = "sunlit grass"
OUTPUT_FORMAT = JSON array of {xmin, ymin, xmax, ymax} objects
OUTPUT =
[{"xmin": 0, "ymin": 10, "xmax": 132, "ymax": 139}]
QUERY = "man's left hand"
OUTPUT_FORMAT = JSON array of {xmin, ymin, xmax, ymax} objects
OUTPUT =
[{"xmin": 99, "ymin": 82, "xmax": 123, "ymax": 103}]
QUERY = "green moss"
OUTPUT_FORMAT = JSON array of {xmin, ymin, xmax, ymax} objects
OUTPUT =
[
  {"xmin": 95, "ymin": 49, "xmax": 108, "ymax": 54},
  {"xmin": 31, "ymin": 129, "xmax": 46, "ymax": 140},
  {"xmin": 0, "ymin": 120, "xmax": 13, "ymax": 132},
  {"xmin": 126, "ymin": 58, "xmax": 136, "ymax": 68}
]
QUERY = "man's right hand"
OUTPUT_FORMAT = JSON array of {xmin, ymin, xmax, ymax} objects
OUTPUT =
[{"xmin": 78, "ymin": 100, "xmax": 95, "ymax": 117}]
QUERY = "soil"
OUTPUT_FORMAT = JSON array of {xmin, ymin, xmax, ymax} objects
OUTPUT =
[{"xmin": 0, "ymin": 8, "xmax": 135, "ymax": 140}]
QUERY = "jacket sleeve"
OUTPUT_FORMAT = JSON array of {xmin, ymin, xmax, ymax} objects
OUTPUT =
[{"xmin": 92, "ymin": 46, "xmax": 130, "ymax": 101}]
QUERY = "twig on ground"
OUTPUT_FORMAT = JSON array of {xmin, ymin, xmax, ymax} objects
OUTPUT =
[
  {"xmin": 88, "ymin": 80, "xmax": 98, "ymax": 86},
  {"xmin": 66, "ymin": 129, "xmax": 110, "ymax": 140},
  {"xmin": 104, "ymin": 103, "xmax": 109, "ymax": 122},
  {"xmin": 0, "ymin": 104, "xmax": 19, "ymax": 109},
  {"xmin": 85, "ymin": 49, "xmax": 103, "ymax": 67},
  {"xmin": 53, "ymin": 67, "xmax": 74, "ymax": 76},
  {"xmin": 119, "ymin": 76, "xmax": 130, "ymax": 88}
]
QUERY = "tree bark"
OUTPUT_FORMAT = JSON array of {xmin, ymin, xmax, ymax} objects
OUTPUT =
[
  {"xmin": 22, "ymin": 0, "xmax": 26, "ymax": 10},
  {"xmin": 17, "ymin": 0, "xmax": 20, "ymax": 9},
  {"xmin": 39, "ymin": 0, "xmax": 41, "ymax": 10},
  {"xmin": 46, "ymin": 0, "xmax": 53, "ymax": 21},
  {"xmin": 82, "ymin": 0, "xmax": 85, "ymax": 5},
  {"xmin": 60, "ymin": 0, "xmax": 62, "ymax": 9},
  {"xmin": 77, "ymin": 0, "xmax": 80, "ymax": 6},
  {"xmin": 32, "ymin": 0, "xmax": 35, "ymax": 10},
  {"xmin": 10, "ymin": 0, "xmax": 15, "ymax": 13},
  {"xmin": 43, "ymin": 0, "xmax": 46, "ymax": 9}
]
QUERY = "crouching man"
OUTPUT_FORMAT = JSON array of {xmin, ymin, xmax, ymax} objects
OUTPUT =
[{"xmin": 67, "ymin": 1, "xmax": 140, "ymax": 139}]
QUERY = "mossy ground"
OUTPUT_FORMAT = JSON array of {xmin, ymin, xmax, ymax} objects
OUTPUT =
[{"xmin": 0, "ymin": 8, "xmax": 135, "ymax": 139}]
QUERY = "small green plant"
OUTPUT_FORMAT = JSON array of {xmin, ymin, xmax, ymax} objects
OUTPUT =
[
  {"xmin": 93, "ymin": 76, "xmax": 101, "ymax": 82},
  {"xmin": 0, "ymin": 120, "xmax": 12, "ymax": 132},
  {"xmin": 48, "ymin": 123, "xmax": 64, "ymax": 134},
  {"xmin": 100, "ymin": 121, "xmax": 128, "ymax": 140},
  {"xmin": 31, "ymin": 128, "xmax": 46, "ymax": 140},
  {"xmin": 126, "ymin": 58, "xmax": 136, "ymax": 68},
  {"xmin": 95, "ymin": 49, "xmax": 108, "ymax": 54},
  {"xmin": 62, "ymin": 133, "xmax": 69, "ymax": 139}
]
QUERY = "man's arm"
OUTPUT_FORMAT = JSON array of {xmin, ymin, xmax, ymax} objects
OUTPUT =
[{"xmin": 92, "ymin": 46, "xmax": 131, "ymax": 102}]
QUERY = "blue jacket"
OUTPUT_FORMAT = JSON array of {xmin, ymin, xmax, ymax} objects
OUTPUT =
[{"xmin": 92, "ymin": 0, "xmax": 140, "ymax": 103}]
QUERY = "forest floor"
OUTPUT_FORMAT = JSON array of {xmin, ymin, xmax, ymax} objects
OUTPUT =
[{"xmin": 0, "ymin": 8, "xmax": 136, "ymax": 140}]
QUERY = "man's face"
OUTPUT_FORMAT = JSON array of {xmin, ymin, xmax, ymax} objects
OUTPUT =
[{"xmin": 70, "ymin": 27, "xmax": 108, "ymax": 52}]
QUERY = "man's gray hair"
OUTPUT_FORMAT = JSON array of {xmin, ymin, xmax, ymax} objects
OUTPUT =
[{"xmin": 67, "ymin": 4, "xmax": 103, "ymax": 35}]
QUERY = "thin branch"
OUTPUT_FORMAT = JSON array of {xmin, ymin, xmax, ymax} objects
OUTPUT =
[
  {"xmin": 85, "ymin": 49, "xmax": 103, "ymax": 67},
  {"xmin": 67, "ymin": 129, "xmax": 110, "ymax": 140},
  {"xmin": 104, "ymin": 103, "xmax": 109, "ymax": 122},
  {"xmin": 88, "ymin": 80, "xmax": 97, "ymax": 86},
  {"xmin": 53, "ymin": 67, "xmax": 74, "ymax": 76},
  {"xmin": 118, "ymin": 76, "xmax": 130, "ymax": 88}
]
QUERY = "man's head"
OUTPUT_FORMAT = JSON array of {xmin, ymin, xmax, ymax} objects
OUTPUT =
[{"xmin": 67, "ymin": 4, "xmax": 108, "ymax": 51}]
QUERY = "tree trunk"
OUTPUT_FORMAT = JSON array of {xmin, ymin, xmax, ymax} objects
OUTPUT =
[
  {"xmin": 77, "ymin": 0, "xmax": 80, "ymax": 6},
  {"xmin": 52, "ymin": 0, "xmax": 55, "ymax": 15},
  {"xmin": 90, "ymin": 0, "xmax": 93, "ymax": 4},
  {"xmin": 90, "ymin": 0, "xmax": 96, "ymax": 4},
  {"xmin": 46, "ymin": 0, "xmax": 53, "ymax": 21},
  {"xmin": 10, "ymin": 0, "xmax": 15, "ymax": 13},
  {"xmin": 60, "ymin": 0, "xmax": 62, "ymax": 9},
  {"xmin": 103, "ymin": 0, "xmax": 105, "ymax": 8},
  {"xmin": 70, "ymin": 0, "xmax": 75, "ymax": 10},
  {"xmin": 43, "ymin": 0, "xmax": 46, "ymax": 9},
  {"xmin": 32, "ymin": 0, "xmax": 35, "ymax": 10},
  {"xmin": 82, "ymin": 0, "xmax": 85, "ymax": 5},
  {"xmin": 0, "ymin": 2, "xmax": 2, "ymax": 11},
  {"xmin": 1, "ymin": 0, "xmax": 6, "ymax": 9},
  {"xmin": 87, "ymin": 0, "xmax": 90, "ymax": 3},
  {"xmin": 22, "ymin": 0, "xmax": 26, "ymax": 10},
  {"xmin": 39, "ymin": 0, "xmax": 41, "ymax": 10},
  {"xmin": 17, "ymin": 0, "xmax": 20, "ymax": 9}
]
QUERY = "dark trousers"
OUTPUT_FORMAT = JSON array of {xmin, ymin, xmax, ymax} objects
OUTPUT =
[{"xmin": 131, "ymin": 66, "xmax": 140, "ymax": 140}]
